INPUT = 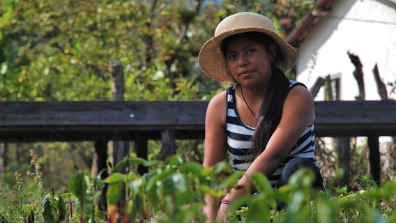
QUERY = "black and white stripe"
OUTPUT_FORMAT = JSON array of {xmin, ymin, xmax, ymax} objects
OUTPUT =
[{"xmin": 225, "ymin": 80, "xmax": 318, "ymax": 188}]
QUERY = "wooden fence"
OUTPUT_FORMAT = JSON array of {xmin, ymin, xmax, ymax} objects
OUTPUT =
[{"xmin": 1, "ymin": 100, "xmax": 396, "ymax": 183}]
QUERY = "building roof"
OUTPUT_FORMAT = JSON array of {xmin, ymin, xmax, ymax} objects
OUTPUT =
[{"xmin": 286, "ymin": 0, "xmax": 339, "ymax": 47}]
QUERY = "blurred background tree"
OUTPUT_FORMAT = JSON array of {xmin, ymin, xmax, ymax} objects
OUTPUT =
[{"xmin": 0, "ymin": 0, "xmax": 318, "ymax": 191}]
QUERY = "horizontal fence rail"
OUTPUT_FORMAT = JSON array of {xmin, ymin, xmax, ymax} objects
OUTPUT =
[{"xmin": 0, "ymin": 100, "xmax": 396, "ymax": 142}]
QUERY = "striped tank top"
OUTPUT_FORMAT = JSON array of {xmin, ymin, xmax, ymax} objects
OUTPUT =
[{"xmin": 226, "ymin": 80, "xmax": 318, "ymax": 188}]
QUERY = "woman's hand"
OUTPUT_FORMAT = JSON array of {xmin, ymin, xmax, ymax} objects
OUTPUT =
[{"xmin": 217, "ymin": 203, "xmax": 229, "ymax": 223}]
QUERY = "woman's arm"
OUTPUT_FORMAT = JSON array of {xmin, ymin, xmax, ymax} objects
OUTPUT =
[
  {"xmin": 218, "ymin": 85, "xmax": 315, "ymax": 219},
  {"xmin": 203, "ymin": 91, "xmax": 228, "ymax": 222}
]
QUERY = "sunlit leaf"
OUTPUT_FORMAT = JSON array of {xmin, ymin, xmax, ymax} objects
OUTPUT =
[
  {"xmin": 104, "ymin": 173, "xmax": 127, "ymax": 183},
  {"xmin": 107, "ymin": 183, "xmax": 120, "ymax": 205}
]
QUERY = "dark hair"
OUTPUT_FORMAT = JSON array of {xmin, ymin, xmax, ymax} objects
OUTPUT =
[{"xmin": 221, "ymin": 32, "xmax": 290, "ymax": 160}]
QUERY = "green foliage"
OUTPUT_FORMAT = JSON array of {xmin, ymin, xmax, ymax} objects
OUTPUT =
[
  {"xmin": 2, "ymin": 149, "xmax": 396, "ymax": 222},
  {"xmin": 42, "ymin": 194, "xmax": 55, "ymax": 223},
  {"xmin": 0, "ymin": 0, "xmax": 318, "ymax": 102},
  {"xmin": 0, "ymin": 0, "xmax": 230, "ymax": 102}
]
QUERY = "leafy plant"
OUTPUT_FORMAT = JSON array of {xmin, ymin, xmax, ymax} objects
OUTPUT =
[{"xmin": 2, "ymin": 149, "xmax": 396, "ymax": 222}]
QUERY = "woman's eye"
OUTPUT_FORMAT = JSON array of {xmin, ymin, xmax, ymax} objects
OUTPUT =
[
  {"xmin": 228, "ymin": 54, "xmax": 236, "ymax": 60},
  {"xmin": 248, "ymin": 49, "xmax": 256, "ymax": 53}
]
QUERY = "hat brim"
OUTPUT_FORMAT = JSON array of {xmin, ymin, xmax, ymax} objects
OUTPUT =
[{"xmin": 198, "ymin": 27, "xmax": 297, "ymax": 84}]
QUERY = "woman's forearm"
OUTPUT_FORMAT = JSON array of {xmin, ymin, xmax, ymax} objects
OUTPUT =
[{"xmin": 204, "ymin": 194, "xmax": 217, "ymax": 222}]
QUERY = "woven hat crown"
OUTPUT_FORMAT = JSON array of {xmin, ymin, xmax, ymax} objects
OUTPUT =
[{"xmin": 215, "ymin": 13, "xmax": 276, "ymax": 36}]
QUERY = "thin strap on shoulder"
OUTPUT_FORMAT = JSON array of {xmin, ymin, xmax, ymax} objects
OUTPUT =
[
  {"xmin": 288, "ymin": 80, "xmax": 307, "ymax": 91},
  {"xmin": 225, "ymin": 86, "xmax": 235, "ymax": 126}
]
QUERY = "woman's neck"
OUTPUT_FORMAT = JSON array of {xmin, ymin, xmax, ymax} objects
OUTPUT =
[{"xmin": 238, "ymin": 83, "xmax": 266, "ymax": 102}]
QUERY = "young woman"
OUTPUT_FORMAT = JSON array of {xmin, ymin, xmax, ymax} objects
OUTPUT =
[{"xmin": 198, "ymin": 12, "xmax": 326, "ymax": 222}]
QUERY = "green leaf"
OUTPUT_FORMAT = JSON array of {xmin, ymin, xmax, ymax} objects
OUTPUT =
[
  {"xmin": 129, "ymin": 157, "xmax": 148, "ymax": 165},
  {"xmin": 247, "ymin": 198, "xmax": 270, "ymax": 223},
  {"xmin": 104, "ymin": 172, "xmax": 127, "ymax": 183},
  {"xmin": 165, "ymin": 154, "xmax": 183, "ymax": 167},
  {"xmin": 61, "ymin": 193, "xmax": 73, "ymax": 200},
  {"xmin": 107, "ymin": 160, "xmax": 113, "ymax": 171},
  {"xmin": 107, "ymin": 183, "xmax": 120, "ymax": 205},
  {"xmin": 250, "ymin": 172, "xmax": 273, "ymax": 194},
  {"xmin": 146, "ymin": 169, "xmax": 172, "ymax": 192},
  {"xmin": 57, "ymin": 194, "xmax": 67, "ymax": 221},
  {"xmin": 217, "ymin": 171, "xmax": 244, "ymax": 189},
  {"xmin": 227, "ymin": 195, "xmax": 251, "ymax": 214},
  {"xmin": 129, "ymin": 157, "xmax": 158, "ymax": 167},
  {"xmin": 179, "ymin": 162, "xmax": 203, "ymax": 175},
  {"xmin": 114, "ymin": 159, "xmax": 127, "ymax": 170},
  {"xmin": 212, "ymin": 161, "xmax": 226, "ymax": 174},
  {"xmin": 163, "ymin": 173, "xmax": 187, "ymax": 196},
  {"xmin": 42, "ymin": 194, "xmax": 55, "ymax": 223},
  {"xmin": 97, "ymin": 168, "xmax": 108, "ymax": 179},
  {"xmin": 201, "ymin": 166, "xmax": 214, "ymax": 177},
  {"xmin": 27, "ymin": 210, "xmax": 35, "ymax": 223},
  {"xmin": 69, "ymin": 171, "xmax": 85, "ymax": 203},
  {"xmin": 315, "ymin": 193, "xmax": 338, "ymax": 223}
]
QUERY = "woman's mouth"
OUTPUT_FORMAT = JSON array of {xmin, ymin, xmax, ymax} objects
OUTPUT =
[{"xmin": 239, "ymin": 70, "xmax": 254, "ymax": 76}]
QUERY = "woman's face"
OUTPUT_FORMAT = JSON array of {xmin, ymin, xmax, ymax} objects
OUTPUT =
[{"xmin": 225, "ymin": 36, "xmax": 276, "ymax": 87}]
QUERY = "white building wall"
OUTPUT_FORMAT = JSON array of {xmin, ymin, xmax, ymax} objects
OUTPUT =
[{"xmin": 296, "ymin": 0, "xmax": 396, "ymax": 101}]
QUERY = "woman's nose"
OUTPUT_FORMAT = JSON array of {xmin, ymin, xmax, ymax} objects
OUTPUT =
[{"xmin": 238, "ymin": 54, "xmax": 248, "ymax": 67}]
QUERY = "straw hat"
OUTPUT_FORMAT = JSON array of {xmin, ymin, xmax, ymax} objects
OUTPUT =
[{"xmin": 198, "ymin": 12, "xmax": 297, "ymax": 84}]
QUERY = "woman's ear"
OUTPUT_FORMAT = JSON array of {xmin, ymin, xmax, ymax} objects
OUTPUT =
[{"xmin": 268, "ymin": 44, "xmax": 276, "ymax": 62}]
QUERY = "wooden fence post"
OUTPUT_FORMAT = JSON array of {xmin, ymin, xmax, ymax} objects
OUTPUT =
[
  {"xmin": 372, "ymin": 64, "xmax": 388, "ymax": 101},
  {"xmin": 135, "ymin": 133, "xmax": 148, "ymax": 175},
  {"xmin": 92, "ymin": 140, "xmax": 109, "ymax": 211},
  {"xmin": 0, "ymin": 143, "xmax": 3, "ymax": 175},
  {"xmin": 370, "ymin": 64, "xmax": 388, "ymax": 186},
  {"xmin": 109, "ymin": 60, "xmax": 129, "ymax": 209},
  {"xmin": 110, "ymin": 60, "xmax": 129, "ymax": 174},
  {"xmin": 348, "ymin": 51, "xmax": 365, "ymax": 101},
  {"xmin": 161, "ymin": 129, "xmax": 176, "ymax": 160},
  {"xmin": 337, "ymin": 137, "xmax": 350, "ymax": 187},
  {"xmin": 309, "ymin": 76, "xmax": 325, "ymax": 99},
  {"xmin": 367, "ymin": 131, "xmax": 381, "ymax": 185},
  {"xmin": 324, "ymin": 74, "xmax": 351, "ymax": 188}
]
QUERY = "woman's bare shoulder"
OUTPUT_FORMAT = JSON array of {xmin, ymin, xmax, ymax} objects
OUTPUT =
[
  {"xmin": 208, "ymin": 90, "xmax": 227, "ymax": 108},
  {"xmin": 284, "ymin": 85, "xmax": 315, "ymax": 124},
  {"xmin": 206, "ymin": 90, "xmax": 227, "ymax": 126},
  {"xmin": 286, "ymin": 85, "xmax": 314, "ymax": 106}
]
